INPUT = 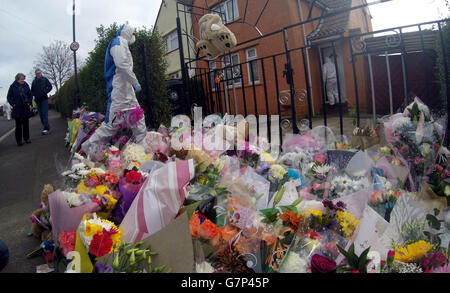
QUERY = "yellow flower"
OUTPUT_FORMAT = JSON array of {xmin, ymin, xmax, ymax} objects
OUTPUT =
[
  {"xmin": 394, "ymin": 240, "xmax": 433, "ymax": 263},
  {"xmin": 270, "ymin": 164, "xmax": 287, "ymax": 180},
  {"xmin": 307, "ymin": 210, "xmax": 323, "ymax": 217},
  {"xmin": 77, "ymin": 181, "xmax": 92, "ymax": 195},
  {"xmin": 336, "ymin": 210, "xmax": 359, "ymax": 239},
  {"xmin": 84, "ymin": 222, "xmax": 103, "ymax": 237},
  {"xmin": 102, "ymin": 193, "xmax": 117, "ymax": 211},
  {"xmin": 95, "ymin": 185, "xmax": 107, "ymax": 196},
  {"xmin": 132, "ymin": 162, "xmax": 141, "ymax": 168},
  {"xmin": 261, "ymin": 152, "xmax": 275, "ymax": 164}
]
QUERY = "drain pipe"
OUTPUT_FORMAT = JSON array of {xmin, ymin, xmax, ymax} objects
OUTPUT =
[{"xmin": 297, "ymin": 0, "xmax": 315, "ymax": 116}]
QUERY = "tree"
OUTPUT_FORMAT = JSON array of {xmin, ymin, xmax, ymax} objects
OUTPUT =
[{"xmin": 34, "ymin": 40, "xmax": 74, "ymax": 93}]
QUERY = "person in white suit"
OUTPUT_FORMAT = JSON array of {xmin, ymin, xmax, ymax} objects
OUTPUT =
[
  {"xmin": 82, "ymin": 23, "xmax": 147, "ymax": 154},
  {"xmin": 322, "ymin": 56, "xmax": 339, "ymax": 106}
]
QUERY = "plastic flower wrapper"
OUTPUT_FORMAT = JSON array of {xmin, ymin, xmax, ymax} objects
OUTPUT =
[
  {"xmin": 426, "ymin": 163, "xmax": 450, "ymax": 205},
  {"xmin": 303, "ymin": 155, "xmax": 337, "ymax": 199},
  {"xmin": 142, "ymin": 131, "xmax": 170, "ymax": 155},
  {"xmin": 110, "ymin": 169, "xmax": 146, "ymax": 225},
  {"xmin": 277, "ymin": 151, "xmax": 312, "ymax": 174},
  {"xmin": 120, "ymin": 160, "xmax": 195, "ymax": 243},
  {"xmin": 382, "ymin": 97, "xmax": 447, "ymax": 191},
  {"xmin": 49, "ymin": 189, "xmax": 101, "ymax": 246},
  {"xmin": 369, "ymin": 190, "xmax": 402, "ymax": 222},
  {"xmin": 105, "ymin": 145, "xmax": 122, "ymax": 173},
  {"xmin": 71, "ymin": 112, "xmax": 104, "ymax": 153},
  {"xmin": 282, "ymin": 131, "xmax": 326, "ymax": 156},
  {"xmin": 186, "ymin": 159, "xmax": 229, "ymax": 204}
]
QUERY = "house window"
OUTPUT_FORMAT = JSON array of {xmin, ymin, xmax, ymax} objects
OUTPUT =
[
  {"xmin": 223, "ymin": 52, "xmax": 241, "ymax": 87},
  {"xmin": 246, "ymin": 48, "xmax": 260, "ymax": 84},
  {"xmin": 213, "ymin": 0, "xmax": 239, "ymax": 23},
  {"xmin": 165, "ymin": 30, "xmax": 179, "ymax": 53}
]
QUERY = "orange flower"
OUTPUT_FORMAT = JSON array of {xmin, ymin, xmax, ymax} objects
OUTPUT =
[
  {"xmin": 279, "ymin": 209, "xmax": 301, "ymax": 230},
  {"xmin": 189, "ymin": 214, "xmax": 201, "ymax": 238},
  {"xmin": 198, "ymin": 218, "xmax": 220, "ymax": 240},
  {"xmin": 219, "ymin": 225, "xmax": 239, "ymax": 242}
]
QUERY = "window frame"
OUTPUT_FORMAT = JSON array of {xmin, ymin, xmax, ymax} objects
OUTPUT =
[
  {"xmin": 212, "ymin": 0, "xmax": 239, "ymax": 24},
  {"xmin": 246, "ymin": 47, "xmax": 260, "ymax": 84},
  {"xmin": 223, "ymin": 52, "xmax": 241, "ymax": 88},
  {"xmin": 165, "ymin": 30, "xmax": 179, "ymax": 53}
]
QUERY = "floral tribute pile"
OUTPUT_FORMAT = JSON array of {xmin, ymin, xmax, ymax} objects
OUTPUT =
[{"xmin": 32, "ymin": 98, "xmax": 450, "ymax": 273}]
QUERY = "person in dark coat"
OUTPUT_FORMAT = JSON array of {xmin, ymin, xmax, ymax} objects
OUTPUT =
[
  {"xmin": 31, "ymin": 69, "xmax": 52, "ymax": 135},
  {"xmin": 7, "ymin": 73, "xmax": 33, "ymax": 146},
  {"xmin": 0, "ymin": 240, "xmax": 9, "ymax": 271}
]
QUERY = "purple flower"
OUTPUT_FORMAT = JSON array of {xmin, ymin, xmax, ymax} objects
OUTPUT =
[
  {"xmin": 420, "ymin": 252, "xmax": 448, "ymax": 270},
  {"xmin": 94, "ymin": 263, "xmax": 113, "ymax": 273},
  {"xmin": 258, "ymin": 164, "xmax": 271, "ymax": 175}
]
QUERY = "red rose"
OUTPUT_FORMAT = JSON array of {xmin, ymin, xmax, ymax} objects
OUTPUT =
[
  {"xmin": 125, "ymin": 170, "xmax": 142, "ymax": 184},
  {"xmin": 89, "ymin": 229, "xmax": 113, "ymax": 258},
  {"xmin": 310, "ymin": 254, "xmax": 336, "ymax": 273}
]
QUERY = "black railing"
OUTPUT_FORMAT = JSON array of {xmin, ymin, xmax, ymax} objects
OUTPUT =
[{"xmin": 175, "ymin": 1, "xmax": 449, "ymax": 146}]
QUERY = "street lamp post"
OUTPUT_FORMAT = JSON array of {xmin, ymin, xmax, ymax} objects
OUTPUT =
[{"xmin": 72, "ymin": 0, "xmax": 80, "ymax": 108}]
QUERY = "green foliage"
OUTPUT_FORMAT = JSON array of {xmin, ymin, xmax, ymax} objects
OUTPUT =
[
  {"xmin": 336, "ymin": 243, "xmax": 371, "ymax": 273},
  {"xmin": 57, "ymin": 23, "xmax": 172, "ymax": 127}
]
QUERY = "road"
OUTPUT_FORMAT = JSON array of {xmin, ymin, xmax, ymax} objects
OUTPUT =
[{"xmin": 0, "ymin": 110, "xmax": 70, "ymax": 273}]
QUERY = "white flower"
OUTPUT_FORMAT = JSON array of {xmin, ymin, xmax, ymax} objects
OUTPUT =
[
  {"xmin": 392, "ymin": 117, "xmax": 413, "ymax": 132},
  {"xmin": 122, "ymin": 143, "xmax": 152, "ymax": 164},
  {"xmin": 278, "ymin": 252, "xmax": 308, "ymax": 273},
  {"xmin": 312, "ymin": 164, "xmax": 333, "ymax": 175},
  {"xmin": 73, "ymin": 153, "xmax": 84, "ymax": 161},
  {"xmin": 437, "ymin": 146, "xmax": 449, "ymax": 164},
  {"xmin": 296, "ymin": 199, "xmax": 325, "ymax": 213},
  {"xmin": 421, "ymin": 143, "xmax": 431, "ymax": 157},
  {"xmin": 62, "ymin": 192, "xmax": 84, "ymax": 207}
]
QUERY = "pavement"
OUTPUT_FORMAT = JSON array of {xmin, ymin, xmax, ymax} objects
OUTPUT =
[{"xmin": 0, "ymin": 110, "xmax": 70, "ymax": 273}]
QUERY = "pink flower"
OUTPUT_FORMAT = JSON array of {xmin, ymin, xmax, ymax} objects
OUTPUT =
[
  {"xmin": 433, "ymin": 164, "xmax": 444, "ymax": 173},
  {"xmin": 430, "ymin": 264, "xmax": 450, "ymax": 273},
  {"xmin": 314, "ymin": 154, "xmax": 327, "ymax": 165},
  {"xmin": 413, "ymin": 157, "xmax": 425, "ymax": 165},
  {"xmin": 387, "ymin": 250, "xmax": 395, "ymax": 259}
]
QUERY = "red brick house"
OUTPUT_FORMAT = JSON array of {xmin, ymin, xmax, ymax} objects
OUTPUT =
[{"xmin": 187, "ymin": 0, "xmax": 374, "ymax": 120}]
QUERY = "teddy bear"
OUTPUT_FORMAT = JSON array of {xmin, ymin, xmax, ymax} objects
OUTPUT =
[
  {"xmin": 197, "ymin": 14, "xmax": 237, "ymax": 60},
  {"xmin": 30, "ymin": 184, "xmax": 54, "ymax": 242}
]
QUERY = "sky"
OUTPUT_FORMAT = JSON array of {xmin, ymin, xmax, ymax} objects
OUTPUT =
[{"xmin": 0, "ymin": 0, "xmax": 449, "ymax": 105}]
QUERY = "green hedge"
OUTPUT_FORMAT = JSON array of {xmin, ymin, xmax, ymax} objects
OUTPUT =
[{"xmin": 57, "ymin": 23, "xmax": 171, "ymax": 128}]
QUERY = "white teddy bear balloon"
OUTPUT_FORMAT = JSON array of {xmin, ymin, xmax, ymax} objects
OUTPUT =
[{"xmin": 197, "ymin": 14, "xmax": 237, "ymax": 60}]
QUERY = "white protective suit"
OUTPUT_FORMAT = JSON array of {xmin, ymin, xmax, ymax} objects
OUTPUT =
[
  {"xmin": 82, "ymin": 24, "xmax": 147, "ymax": 153},
  {"xmin": 322, "ymin": 57, "xmax": 339, "ymax": 106}
]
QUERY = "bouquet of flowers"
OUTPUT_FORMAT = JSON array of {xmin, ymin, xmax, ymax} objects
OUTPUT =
[
  {"xmin": 383, "ymin": 98, "xmax": 446, "ymax": 191},
  {"xmin": 303, "ymin": 154, "xmax": 336, "ymax": 199},
  {"xmin": 426, "ymin": 163, "xmax": 450, "ymax": 205},
  {"xmin": 77, "ymin": 213, "xmax": 122, "ymax": 259},
  {"xmin": 351, "ymin": 124, "xmax": 380, "ymax": 150}
]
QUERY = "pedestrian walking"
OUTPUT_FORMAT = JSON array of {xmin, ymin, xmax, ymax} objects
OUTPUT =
[
  {"xmin": 7, "ymin": 73, "xmax": 34, "ymax": 146},
  {"xmin": 31, "ymin": 69, "xmax": 52, "ymax": 135}
]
